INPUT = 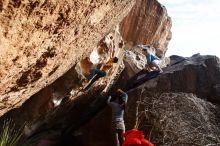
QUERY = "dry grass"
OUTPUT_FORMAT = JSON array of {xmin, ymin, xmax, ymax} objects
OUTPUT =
[{"xmin": 135, "ymin": 90, "xmax": 220, "ymax": 146}]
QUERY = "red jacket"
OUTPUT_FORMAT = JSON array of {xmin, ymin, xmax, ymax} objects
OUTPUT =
[{"xmin": 122, "ymin": 129, "xmax": 154, "ymax": 146}]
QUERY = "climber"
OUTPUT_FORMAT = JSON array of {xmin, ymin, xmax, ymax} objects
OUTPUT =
[
  {"xmin": 122, "ymin": 129, "xmax": 154, "ymax": 146},
  {"xmin": 141, "ymin": 46, "xmax": 163, "ymax": 73},
  {"xmin": 83, "ymin": 57, "xmax": 118, "ymax": 90},
  {"xmin": 123, "ymin": 45, "xmax": 162, "ymax": 91},
  {"xmin": 97, "ymin": 40, "xmax": 109, "ymax": 62},
  {"xmin": 102, "ymin": 56, "xmax": 119, "ymax": 74},
  {"xmin": 107, "ymin": 89, "xmax": 128, "ymax": 146}
]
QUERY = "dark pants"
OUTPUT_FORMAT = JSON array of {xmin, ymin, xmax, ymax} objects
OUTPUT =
[
  {"xmin": 84, "ymin": 69, "xmax": 106, "ymax": 90},
  {"xmin": 114, "ymin": 129, "xmax": 124, "ymax": 146},
  {"xmin": 112, "ymin": 121, "xmax": 125, "ymax": 146},
  {"xmin": 86, "ymin": 69, "xmax": 106, "ymax": 80}
]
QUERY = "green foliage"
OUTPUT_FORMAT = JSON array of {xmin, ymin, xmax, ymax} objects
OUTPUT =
[{"xmin": 0, "ymin": 121, "xmax": 22, "ymax": 146}]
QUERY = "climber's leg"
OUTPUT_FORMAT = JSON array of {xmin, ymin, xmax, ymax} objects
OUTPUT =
[
  {"xmin": 94, "ymin": 69, "xmax": 107, "ymax": 78},
  {"xmin": 151, "ymin": 60, "xmax": 163, "ymax": 73},
  {"xmin": 113, "ymin": 121, "xmax": 125, "ymax": 146},
  {"xmin": 117, "ymin": 129, "xmax": 125, "ymax": 146},
  {"xmin": 84, "ymin": 69, "xmax": 106, "ymax": 90}
]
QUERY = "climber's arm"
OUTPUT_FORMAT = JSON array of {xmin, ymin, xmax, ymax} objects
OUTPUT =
[
  {"xmin": 106, "ymin": 96, "xmax": 112, "ymax": 105},
  {"xmin": 117, "ymin": 89, "xmax": 128, "ymax": 103}
]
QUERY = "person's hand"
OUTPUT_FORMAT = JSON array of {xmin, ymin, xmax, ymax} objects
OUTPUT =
[
  {"xmin": 144, "ymin": 66, "xmax": 150, "ymax": 72},
  {"xmin": 117, "ymin": 88, "xmax": 123, "ymax": 93},
  {"xmin": 99, "ymin": 57, "xmax": 105, "ymax": 64}
]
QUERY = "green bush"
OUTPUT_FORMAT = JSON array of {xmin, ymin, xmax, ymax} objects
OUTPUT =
[{"xmin": 0, "ymin": 121, "xmax": 22, "ymax": 146}]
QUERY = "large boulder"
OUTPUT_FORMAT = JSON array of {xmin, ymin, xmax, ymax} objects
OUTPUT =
[
  {"xmin": 122, "ymin": 53, "xmax": 220, "ymax": 145},
  {"xmin": 0, "ymin": 0, "xmax": 135, "ymax": 117},
  {"xmin": 118, "ymin": 52, "xmax": 220, "ymax": 103},
  {"xmin": 80, "ymin": 54, "xmax": 220, "ymax": 146},
  {"xmin": 125, "ymin": 92, "xmax": 220, "ymax": 146},
  {"xmin": 120, "ymin": 0, "xmax": 172, "ymax": 56},
  {"xmin": 139, "ymin": 54, "xmax": 220, "ymax": 103},
  {"xmin": 0, "ymin": 0, "xmax": 173, "ymax": 145},
  {"xmin": 0, "ymin": 0, "xmax": 172, "ymax": 129}
]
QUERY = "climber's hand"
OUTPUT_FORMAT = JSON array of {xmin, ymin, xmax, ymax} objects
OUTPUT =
[
  {"xmin": 117, "ymin": 88, "xmax": 123, "ymax": 93},
  {"xmin": 144, "ymin": 66, "xmax": 150, "ymax": 72}
]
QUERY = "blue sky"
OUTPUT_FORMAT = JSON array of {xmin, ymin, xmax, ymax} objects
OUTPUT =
[{"xmin": 158, "ymin": 0, "xmax": 220, "ymax": 57}]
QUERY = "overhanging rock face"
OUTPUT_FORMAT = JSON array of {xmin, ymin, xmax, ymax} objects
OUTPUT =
[
  {"xmin": 0, "ymin": 0, "xmax": 135, "ymax": 116},
  {"xmin": 0, "ymin": 1, "xmax": 174, "ymax": 144}
]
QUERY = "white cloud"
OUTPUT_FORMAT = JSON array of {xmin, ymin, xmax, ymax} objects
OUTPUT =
[{"xmin": 158, "ymin": 0, "xmax": 220, "ymax": 57}]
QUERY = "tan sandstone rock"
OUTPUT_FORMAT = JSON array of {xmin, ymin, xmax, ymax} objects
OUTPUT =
[
  {"xmin": 120, "ymin": 0, "xmax": 172, "ymax": 56},
  {"xmin": 0, "ymin": 1, "xmax": 174, "ymax": 145},
  {"xmin": 0, "ymin": 0, "xmax": 135, "ymax": 116}
]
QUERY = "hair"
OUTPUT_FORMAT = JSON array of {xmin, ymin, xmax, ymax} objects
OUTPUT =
[
  {"xmin": 111, "ymin": 91, "xmax": 124, "ymax": 103},
  {"xmin": 98, "ymin": 41, "xmax": 108, "ymax": 54},
  {"xmin": 111, "ymin": 91, "xmax": 126, "ymax": 109},
  {"xmin": 118, "ymin": 96, "xmax": 126, "ymax": 110},
  {"xmin": 117, "ymin": 92, "xmax": 126, "ymax": 110},
  {"xmin": 118, "ymin": 96, "xmax": 124, "ymax": 104},
  {"xmin": 113, "ymin": 57, "xmax": 118, "ymax": 63},
  {"xmin": 142, "ymin": 48, "xmax": 148, "ymax": 52}
]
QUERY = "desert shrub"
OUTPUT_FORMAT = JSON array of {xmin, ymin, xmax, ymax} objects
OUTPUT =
[
  {"xmin": 0, "ymin": 121, "xmax": 22, "ymax": 146},
  {"xmin": 134, "ymin": 90, "xmax": 220, "ymax": 146}
]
